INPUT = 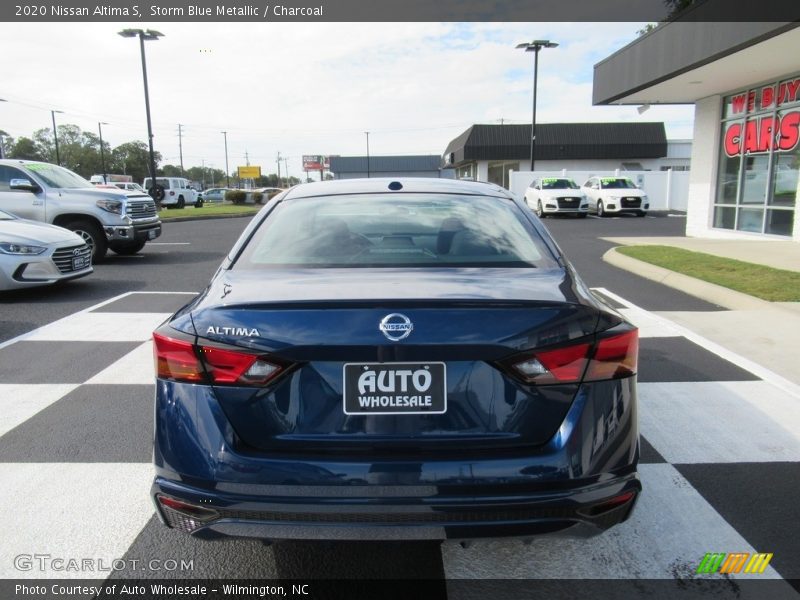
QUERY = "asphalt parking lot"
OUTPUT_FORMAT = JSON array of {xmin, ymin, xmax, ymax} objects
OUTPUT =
[{"xmin": 1, "ymin": 212, "xmax": 798, "ymax": 598}]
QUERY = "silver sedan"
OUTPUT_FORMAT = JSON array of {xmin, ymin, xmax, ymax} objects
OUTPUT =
[{"xmin": 0, "ymin": 209, "xmax": 93, "ymax": 290}]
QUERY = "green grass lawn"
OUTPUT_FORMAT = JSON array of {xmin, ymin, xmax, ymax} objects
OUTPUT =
[
  {"xmin": 158, "ymin": 203, "xmax": 260, "ymax": 220},
  {"xmin": 616, "ymin": 245, "xmax": 800, "ymax": 302}
]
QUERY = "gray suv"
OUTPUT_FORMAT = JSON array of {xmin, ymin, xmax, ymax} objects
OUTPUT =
[{"xmin": 0, "ymin": 160, "xmax": 162, "ymax": 261}]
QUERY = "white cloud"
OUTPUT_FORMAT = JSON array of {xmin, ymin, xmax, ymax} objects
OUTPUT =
[{"xmin": 0, "ymin": 22, "xmax": 694, "ymax": 177}]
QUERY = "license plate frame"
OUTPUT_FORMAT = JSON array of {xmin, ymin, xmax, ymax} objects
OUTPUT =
[
  {"xmin": 342, "ymin": 362, "xmax": 447, "ymax": 416},
  {"xmin": 72, "ymin": 255, "xmax": 90, "ymax": 271}
]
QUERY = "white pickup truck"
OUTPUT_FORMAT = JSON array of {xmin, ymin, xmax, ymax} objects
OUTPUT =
[{"xmin": 0, "ymin": 159, "xmax": 162, "ymax": 261}]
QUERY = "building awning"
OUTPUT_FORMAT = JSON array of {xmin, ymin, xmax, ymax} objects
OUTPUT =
[
  {"xmin": 443, "ymin": 122, "xmax": 667, "ymax": 166},
  {"xmin": 593, "ymin": 21, "xmax": 800, "ymax": 106}
]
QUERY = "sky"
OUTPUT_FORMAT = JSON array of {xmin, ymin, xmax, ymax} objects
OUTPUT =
[{"xmin": 0, "ymin": 22, "xmax": 695, "ymax": 179}]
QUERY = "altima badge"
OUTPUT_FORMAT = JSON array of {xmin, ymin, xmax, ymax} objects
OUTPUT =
[
  {"xmin": 379, "ymin": 313, "xmax": 413, "ymax": 342},
  {"xmin": 206, "ymin": 326, "xmax": 260, "ymax": 337}
]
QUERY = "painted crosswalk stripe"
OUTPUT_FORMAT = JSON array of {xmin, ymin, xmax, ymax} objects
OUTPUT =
[{"xmin": 0, "ymin": 463, "xmax": 154, "ymax": 579}]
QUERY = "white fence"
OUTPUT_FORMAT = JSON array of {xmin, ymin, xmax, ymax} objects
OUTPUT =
[{"xmin": 509, "ymin": 169, "xmax": 690, "ymax": 211}]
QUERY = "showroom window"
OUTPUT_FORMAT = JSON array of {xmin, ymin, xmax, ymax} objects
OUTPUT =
[
  {"xmin": 456, "ymin": 164, "xmax": 474, "ymax": 180},
  {"xmin": 488, "ymin": 161, "xmax": 519, "ymax": 189},
  {"xmin": 714, "ymin": 74, "xmax": 800, "ymax": 236}
]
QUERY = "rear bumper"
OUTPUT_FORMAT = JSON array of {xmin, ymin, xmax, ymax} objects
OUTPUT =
[
  {"xmin": 151, "ymin": 472, "xmax": 640, "ymax": 541},
  {"xmin": 152, "ymin": 376, "xmax": 640, "ymax": 541}
]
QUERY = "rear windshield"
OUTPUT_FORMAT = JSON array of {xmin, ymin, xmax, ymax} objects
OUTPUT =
[{"xmin": 235, "ymin": 194, "xmax": 557, "ymax": 269}]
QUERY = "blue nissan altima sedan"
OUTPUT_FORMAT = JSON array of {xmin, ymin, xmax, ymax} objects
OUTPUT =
[{"xmin": 152, "ymin": 178, "xmax": 640, "ymax": 541}]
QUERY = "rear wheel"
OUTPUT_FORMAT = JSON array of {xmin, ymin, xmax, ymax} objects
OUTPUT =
[
  {"xmin": 177, "ymin": 196, "xmax": 186, "ymax": 209},
  {"xmin": 111, "ymin": 240, "xmax": 146, "ymax": 256},
  {"xmin": 65, "ymin": 219, "xmax": 107, "ymax": 262},
  {"xmin": 194, "ymin": 198, "xmax": 204, "ymax": 208},
  {"xmin": 597, "ymin": 200, "xmax": 606, "ymax": 218}
]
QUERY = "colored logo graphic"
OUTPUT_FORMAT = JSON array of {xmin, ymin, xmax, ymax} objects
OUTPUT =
[{"xmin": 696, "ymin": 552, "xmax": 773, "ymax": 575}]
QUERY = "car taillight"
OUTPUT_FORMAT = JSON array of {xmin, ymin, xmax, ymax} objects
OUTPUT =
[
  {"xmin": 153, "ymin": 332, "xmax": 283, "ymax": 386},
  {"xmin": 509, "ymin": 328, "xmax": 638, "ymax": 385},
  {"xmin": 199, "ymin": 346, "xmax": 281, "ymax": 385},
  {"xmin": 585, "ymin": 329, "xmax": 638, "ymax": 382},
  {"xmin": 153, "ymin": 333, "xmax": 205, "ymax": 382}
]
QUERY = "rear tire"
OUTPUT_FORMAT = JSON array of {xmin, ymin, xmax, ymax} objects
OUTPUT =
[
  {"xmin": 194, "ymin": 198, "xmax": 204, "ymax": 208},
  {"xmin": 111, "ymin": 240, "xmax": 146, "ymax": 256},
  {"xmin": 65, "ymin": 220, "xmax": 107, "ymax": 262},
  {"xmin": 177, "ymin": 196, "xmax": 186, "ymax": 209},
  {"xmin": 597, "ymin": 200, "xmax": 606, "ymax": 218}
]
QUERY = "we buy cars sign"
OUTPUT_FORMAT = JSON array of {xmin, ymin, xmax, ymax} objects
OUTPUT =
[{"xmin": 723, "ymin": 77, "xmax": 800, "ymax": 157}]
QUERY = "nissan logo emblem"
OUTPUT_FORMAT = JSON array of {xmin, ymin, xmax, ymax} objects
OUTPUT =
[{"xmin": 379, "ymin": 313, "xmax": 413, "ymax": 342}]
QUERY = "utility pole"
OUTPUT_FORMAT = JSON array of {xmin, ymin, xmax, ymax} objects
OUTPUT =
[
  {"xmin": 177, "ymin": 124, "xmax": 184, "ymax": 176},
  {"xmin": 201, "ymin": 159, "xmax": 205, "ymax": 188},
  {"xmin": 221, "ymin": 131, "xmax": 229, "ymax": 187},
  {"xmin": 365, "ymin": 131, "xmax": 370, "ymax": 178},
  {"xmin": 245, "ymin": 150, "xmax": 250, "ymax": 166},
  {"xmin": 284, "ymin": 158, "xmax": 289, "ymax": 185},
  {"xmin": 276, "ymin": 152, "xmax": 282, "ymax": 186}
]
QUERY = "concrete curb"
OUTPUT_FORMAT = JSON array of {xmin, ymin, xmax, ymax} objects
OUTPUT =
[
  {"xmin": 602, "ymin": 247, "xmax": 777, "ymax": 311},
  {"xmin": 158, "ymin": 211, "xmax": 259, "ymax": 223}
]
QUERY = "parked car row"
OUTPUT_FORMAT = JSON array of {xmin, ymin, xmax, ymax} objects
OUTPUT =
[{"xmin": 524, "ymin": 176, "xmax": 650, "ymax": 218}]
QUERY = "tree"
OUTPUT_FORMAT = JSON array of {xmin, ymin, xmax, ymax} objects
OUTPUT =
[
  {"xmin": 160, "ymin": 164, "xmax": 183, "ymax": 177},
  {"xmin": 8, "ymin": 136, "xmax": 45, "ymax": 161},
  {"xmin": 110, "ymin": 141, "xmax": 162, "ymax": 183}
]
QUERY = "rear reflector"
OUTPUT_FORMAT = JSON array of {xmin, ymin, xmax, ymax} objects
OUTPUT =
[
  {"xmin": 579, "ymin": 491, "xmax": 636, "ymax": 517},
  {"xmin": 510, "ymin": 328, "xmax": 638, "ymax": 385},
  {"xmin": 153, "ymin": 331, "xmax": 283, "ymax": 386},
  {"xmin": 157, "ymin": 495, "xmax": 218, "ymax": 521}
]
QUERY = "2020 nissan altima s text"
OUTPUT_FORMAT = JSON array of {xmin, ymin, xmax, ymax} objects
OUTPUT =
[{"xmin": 152, "ymin": 178, "xmax": 640, "ymax": 541}]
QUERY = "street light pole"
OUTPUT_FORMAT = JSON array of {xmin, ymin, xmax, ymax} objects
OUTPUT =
[
  {"xmin": 118, "ymin": 28, "xmax": 163, "ymax": 203},
  {"xmin": 98, "ymin": 122, "xmax": 109, "ymax": 182},
  {"xmin": 51, "ymin": 109, "xmax": 64, "ymax": 166},
  {"xmin": 365, "ymin": 131, "xmax": 370, "ymax": 178},
  {"xmin": 221, "ymin": 131, "xmax": 230, "ymax": 187},
  {"xmin": 516, "ymin": 40, "xmax": 558, "ymax": 172}
]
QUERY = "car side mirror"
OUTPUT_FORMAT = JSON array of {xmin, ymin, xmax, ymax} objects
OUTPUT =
[{"xmin": 9, "ymin": 178, "xmax": 41, "ymax": 192}]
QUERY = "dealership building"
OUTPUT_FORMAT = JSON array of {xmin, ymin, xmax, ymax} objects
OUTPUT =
[
  {"xmin": 442, "ymin": 122, "xmax": 690, "ymax": 189},
  {"xmin": 594, "ymin": 21, "xmax": 800, "ymax": 241}
]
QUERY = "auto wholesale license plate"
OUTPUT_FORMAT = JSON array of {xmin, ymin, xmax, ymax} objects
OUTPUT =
[
  {"xmin": 72, "ymin": 255, "xmax": 90, "ymax": 270},
  {"xmin": 343, "ymin": 362, "xmax": 447, "ymax": 415}
]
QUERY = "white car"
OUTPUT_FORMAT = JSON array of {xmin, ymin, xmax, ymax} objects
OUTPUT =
[
  {"xmin": 0, "ymin": 209, "xmax": 92, "ymax": 290},
  {"xmin": 581, "ymin": 176, "xmax": 649, "ymax": 217},
  {"xmin": 524, "ymin": 177, "xmax": 588, "ymax": 218},
  {"xmin": 112, "ymin": 182, "xmax": 146, "ymax": 193},
  {"xmin": 143, "ymin": 176, "xmax": 201, "ymax": 208}
]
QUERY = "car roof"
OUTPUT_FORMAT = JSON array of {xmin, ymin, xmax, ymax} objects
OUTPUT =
[{"xmin": 282, "ymin": 177, "xmax": 513, "ymax": 201}]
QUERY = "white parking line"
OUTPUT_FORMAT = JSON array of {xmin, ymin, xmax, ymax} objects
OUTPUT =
[
  {"xmin": 593, "ymin": 287, "xmax": 800, "ymax": 399},
  {"xmin": 0, "ymin": 463, "xmax": 155, "ymax": 579},
  {"xmin": 0, "ymin": 291, "xmax": 196, "ymax": 352}
]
